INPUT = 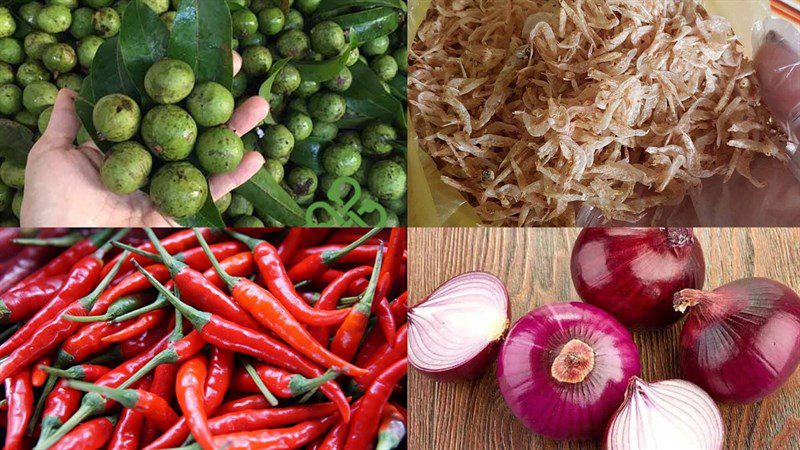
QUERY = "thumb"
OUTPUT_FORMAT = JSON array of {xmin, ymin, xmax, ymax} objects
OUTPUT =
[
  {"xmin": 38, "ymin": 88, "xmax": 82, "ymax": 150},
  {"xmin": 754, "ymin": 18, "xmax": 800, "ymax": 142}
]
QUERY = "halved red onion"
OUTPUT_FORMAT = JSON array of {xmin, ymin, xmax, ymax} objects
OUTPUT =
[
  {"xmin": 408, "ymin": 271, "xmax": 509, "ymax": 381},
  {"xmin": 605, "ymin": 377, "xmax": 724, "ymax": 450}
]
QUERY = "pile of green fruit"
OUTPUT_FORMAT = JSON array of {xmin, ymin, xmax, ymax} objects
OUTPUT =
[{"xmin": 0, "ymin": 0, "xmax": 408, "ymax": 227}]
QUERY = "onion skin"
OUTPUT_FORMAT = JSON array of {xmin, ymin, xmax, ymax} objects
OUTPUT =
[
  {"xmin": 497, "ymin": 302, "xmax": 641, "ymax": 440},
  {"xmin": 408, "ymin": 271, "xmax": 510, "ymax": 381},
  {"xmin": 605, "ymin": 377, "xmax": 724, "ymax": 450},
  {"xmin": 677, "ymin": 277, "xmax": 800, "ymax": 403},
  {"xmin": 571, "ymin": 228, "xmax": 705, "ymax": 328}
]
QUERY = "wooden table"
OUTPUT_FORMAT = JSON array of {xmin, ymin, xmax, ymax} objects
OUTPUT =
[{"xmin": 408, "ymin": 228, "xmax": 800, "ymax": 450}]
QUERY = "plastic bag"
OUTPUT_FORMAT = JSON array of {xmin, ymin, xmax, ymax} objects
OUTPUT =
[{"xmin": 409, "ymin": 0, "xmax": 800, "ymax": 226}]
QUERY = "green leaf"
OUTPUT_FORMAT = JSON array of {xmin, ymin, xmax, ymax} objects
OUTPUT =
[
  {"xmin": 235, "ymin": 167, "xmax": 305, "ymax": 226},
  {"xmin": 175, "ymin": 183, "xmax": 225, "ymax": 226},
  {"xmin": 294, "ymin": 48, "xmax": 352, "ymax": 83},
  {"xmin": 258, "ymin": 57, "xmax": 290, "ymax": 100},
  {"xmin": 333, "ymin": 7, "xmax": 401, "ymax": 46},
  {"xmin": 289, "ymin": 138, "xmax": 325, "ymax": 173},
  {"xmin": 315, "ymin": 0, "xmax": 406, "ymax": 17},
  {"xmin": 90, "ymin": 36, "xmax": 139, "ymax": 100},
  {"xmin": 119, "ymin": 0, "xmax": 169, "ymax": 104},
  {"xmin": 388, "ymin": 73, "xmax": 407, "ymax": 100},
  {"xmin": 344, "ymin": 61, "xmax": 406, "ymax": 132},
  {"xmin": 168, "ymin": 0, "xmax": 233, "ymax": 89},
  {"xmin": 0, "ymin": 119, "xmax": 33, "ymax": 164}
]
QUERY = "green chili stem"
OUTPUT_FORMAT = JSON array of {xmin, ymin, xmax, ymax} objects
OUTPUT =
[{"xmin": 243, "ymin": 361, "xmax": 279, "ymax": 406}]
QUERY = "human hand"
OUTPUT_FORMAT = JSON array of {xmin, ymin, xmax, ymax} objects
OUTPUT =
[{"xmin": 20, "ymin": 53, "xmax": 268, "ymax": 227}]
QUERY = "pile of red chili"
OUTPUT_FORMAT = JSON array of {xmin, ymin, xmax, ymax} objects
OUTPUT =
[{"xmin": 0, "ymin": 227, "xmax": 408, "ymax": 450}]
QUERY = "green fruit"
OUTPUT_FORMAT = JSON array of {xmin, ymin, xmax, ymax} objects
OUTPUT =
[
  {"xmin": 363, "ymin": 209, "xmax": 398, "ymax": 227},
  {"xmin": 241, "ymin": 45, "xmax": 272, "ymax": 77},
  {"xmin": 276, "ymin": 29, "xmax": 309, "ymax": 58},
  {"xmin": 16, "ymin": 61, "xmax": 48, "ymax": 87},
  {"xmin": 0, "ymin": 38, "xmax": 23, "ymax": 65},
  {"xmin": 287, "ymin": 98, "xmax": 307, "ymax": 114},
  {"xmin": 232, "ymin": 9, "xmax": 258, "ymax": 40},
  {"xmin": 263, "ymin": 158, "xmax": 283, "ymax": 183},
  {"xmin": 78, "ymin": 36, "xmax": 104, "ymax": 69},
  {"xmin": 361, "ymin": 35, "xmax": 389, "ymax": 56},
  {"xmin": 23, "ymin": 32, "xmax": 57, "ymax": 61},
  {"xmin": 196, "ymin": 127, "xmax": 244, "ymax": 174},
  {"xmin": 144, "ymin": 58, "xmax": 195, "ymax": 104},
  {"xmin": 186, "ymin": 82, "xmax": 234, "ymax": 127},
  {"xmin": 239, "ymin": 32, "xmax": 265, "ymax": 48},
  {"xmin": 271, "ymin": 64, "xmax": 300, "ymax": 94},
  {"xmin": 310, "ymin": 21, "xmax": 345, "ymax": 57},
  {"xmin": 260, "ymin": 124, "xmax": 294, "ymax": 159},
  {"xmin": 308, "ymin": 92, "xmax": 346, "ymax": 123},
  {"xmin": 257, "ymin": 7, "xmax": 283, "ymax": 36},
  {"xmin": 362, "ymin": 122, "xmax": 397, "ymax": 155},
  {"xmin": 284, "ymin": 180, "xmax": 313, "ymax": 205},
  {"xmin": 70, "ymin": 7, "xmax": 95, "ymax": 39},
  {"xmin": 351, "ymin": 158, "xmax": 369, "ymax": 184},
  {"xmin": 0, "ymin": 84, "xmax": 22, "ymax": 116},
  {"xmin": 226, "ymin": 193, "xmax": 253, "ymax": 217},
  {"xmin": 294, "ymin": 80, "xmax": 319, "ymax": 98},
  {"xmin": 215, "ymin": 192, "xmax": 231, "ymax": 214},
  {"xmin": 49, "ymin": 0, "xmax": 78, "ymax": 9},
  {"xmin": 100, "ymin": 141, "xmax": 153, "ymax": 195},
  {"xmin": 15, "ymin": 110, "xmax": 37, "ymax": 129},
  {"xmin": 149, "ymin": 162, "xmax": 208, "ymax": 218},
  {"xmin": 22, "ymin": 81, "xmax": 57, "ymax": 115},
  {"xmin": 231, "ymin": 71, "xmax": 247, "ymax": 98},
  {"xmin": 93, "ymin": 93, "xmax": 140, "ymax": 142},
  {"xmin": 323, "ymin": 143, "xmax": 361, "ymax": 177},
  {"xmin": 232, "ymin": 215, "xmax": 264, "ymax": 227},
  {"xmin": 367, "ymin": 160, "xmax": 405, "ymax": 202},
  {"xmin": 56, "ymin": 72, "xmax": 83, "ymax": 91},
  {"xmin": 0, "ymin": 7, "xmax": 16, "ymax": 38},
  {"xmin": 393, "ymin": 46, "xmax": 407, "ymax": 72},
  {"xmin": 295, "ymin": 0, "xmax": 320, "ymax": 14},
  {"xmin": 309, "ymin": 121, "xmax": 337, "ymax": 141},
  {"xmin": 283, "ymin": 9, "xmax": 303, "ymax": 31},
  {"xmin": 283, "ymin": 111, "xmax": 312, "ymax": 140},
  {"xmin": 160, "ymin": 11, "xmax": 176, "ymax": 30},
  {"xmin": 141, "ymin": 104, "xmax": 197, "ymax": 161},
  {"xmin": 0, "ymin": 63, "xmax": 11, "ymax": 84},
  {"xmin": 142, "ymin": 0, "xmax": 168, "ymax": 14},
  {"xmin": 42, "ymin": 43, "xmax": 77, "ymax": 73},
  {"xmin": 93, "ymin": 7, "xmax": 120, "ymax": 38},
  {"xmin": 337, "ymin": 130, "xmax": 362, "ymax": 149},
  {"xmin": 37, "ymin": 5, "xmax": 72, "ymax": 34},
  {"xmin": 319, "ymin": 173, "xmax": 351, "ymax": 199},
  {"xmin": 11, "ymin": 190, "xmax": 22, "ymax": 218},
  {"xmin": 286, "ymin": 166, "xmax": 317, "ymax": 196},
  {"xmin": 0, "ymin": 159, "xmax": 25, "ymax": 189},
  {"xmin": 381, "ymin": 193, "xmax": 406, "ymax": 215},
  {"xmin": 37, "ymin": 105, "xmax": 53, "ymax": 133},
  {"xmin": 19, "ymin": 3, "xmax": 43, "ymax": 29},
  {"xmin": 370, "ymin": 54, "xmax": 398, "ymax": 82},
  {"xmin": 323, "ymin": 66, "xmax": 351, "ymax": 92},
  {"xmin": 0, "ymin": 181, "xmax": 12, "ymax": 211}
]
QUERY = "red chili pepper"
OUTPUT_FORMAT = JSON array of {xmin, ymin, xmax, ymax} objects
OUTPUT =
[
  {"xmin": 228, "ymin": 231, "xmax": 352, "ymax": 327},
  {"xmin": 31, "ymin": 354, "xmax": 53, "ymax": 387},
  {"xmin": 0, "ymin": 274, "xmax": 67, "ymax": 323},
  {"xmin": 106, "ymin": 377, "xmax": 150, "ymax": 450},
  {"xmin": 101, "ymin": 228, "xmax": 216, "ymax": 278},
  {"xmin": 371, "ymin": 229, "xmax": 405, "ymax": 343},
  {"xmin": 113, "ymin": 240, "xmax": 248, "ymax": 273},
  {"xmin": 196, "ymin": 232, "xmax": 367, "ymax": 376},
  {"xmin": 318, "ymin": 417, "xmax": 349, "ymax": 450},
  {"xmin": 331, "ymin": 249, "xmax": 383, "ymax": 361},
  {"xmin": 91, "ymin": 264, "xmax": 171, "ymax": 316},
  {"xmin": 277, "ymin": 228, "xmax": 305, "ymax": 262},
  {"xmin": 115, "ymin": 320, "xmax": 171, "ymax": 361},
  {"xmin": 309, "ymin": 266, "xmax": 373, "ymax": 344},
  {"xmin": 212, "ymin": 415, "xmax": 339, "ymax": 450},
  {"xmin": 175, "ymin": 354, "xmax": 215, "ymax": 450},
  {"xmin": 325, "ymin": 228, "xmax": 390, "ymax": 246},
  {"xmin": 39, "ymin": 368, "xmax": 108, "ymax": 444},
  {"xmin": 49, "ymin": 415, "xmax": 116, "ymax": 450},
  {"xmin": 213, "ymin": 394, "xmax": 271, "ymax": 416},
  {"xmin": 286, "ymin": 229, "xmax": 381, "ymax": 283},
  {"xmin": 201, "ymin": 251, "xmax": 255, "ymax": 288},
  {"xmin": 69, "ymin": 380, "xmax": 179, "ymax": 431},
  {"xmin": 4, "ymin": 367, "xmax": 32, "ymax": 450},
  {"xmin": 290, "ymin": 244, "xmax": 385, "ymax": 268},
  {"xmin": 373, "ymin": 297, "xmax": 397, "ymax": 346},
  {"xmin": 355, "ymin": 324, "xmax": 408, "ymax": 390},
  {"xmin": 314, "ymin": 269, "xmax": 369, "ymax": 297},
  {"xmin": 376, "ymin": 403, "xmax": 407, "ymax": 450},
  {"xmin": 139, "ymin": 362, "xmax": 177, "ymax": 446},
  {"xmin": 135, "ymin": 260, "xmax": 353, "ymax": 423},
  {"xmin": 101, "ymin": 308, "xmax": 169, "ymax": 344},
  {"xmin": 209, "ymin": 402, "xmax": 339, "ymax": 435},
  {"xmin": 0, "ymin": 229, "xmax": 66, "ymax": 294},
  {"xmin": 231, "ymin": 364, "xmax": 339, "ymax": 398},
  {"xmin": 345, "ymin": 358, "xmax": 408, "ymax": 450},
  {"xmin": 56, "ymin": 318, "xmax": 120, "ymax": 366},
  {"xmin": 144, "ymin": 346, "xmax": 233, "ymax": 449}
]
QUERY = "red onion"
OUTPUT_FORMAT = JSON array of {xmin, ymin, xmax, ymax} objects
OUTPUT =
[
  {"xmin": 676, "ymin": 277, "xmax": 800, "ymax": 403},
  {"xmin": 408, "ymin": 271, "xmax": 510, "ymax": 381},
  {"xmin": 605, "ymin": 377, "xmax": 724, "ymax": 450},
  {"xmin": 571, "ymin": 227, "xmax": 705, "ymax": 328},
  {"xmin": 496, "ymin": 302, "xmax": 640, "ymax": 440}
]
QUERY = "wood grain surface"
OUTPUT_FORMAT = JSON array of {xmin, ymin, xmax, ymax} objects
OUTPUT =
[{"xmin": 408, "ymin": 228, "xmax": 800, "ymax": 450}]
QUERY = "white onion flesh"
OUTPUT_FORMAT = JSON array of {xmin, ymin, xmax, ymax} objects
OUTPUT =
[
  {"xmin": 606, "ymin": 377, "xmax": 724, "ymax": 450},
  {"xmin": 408, "ymin": 271, "xmax": 509, "ymax": 375}
]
